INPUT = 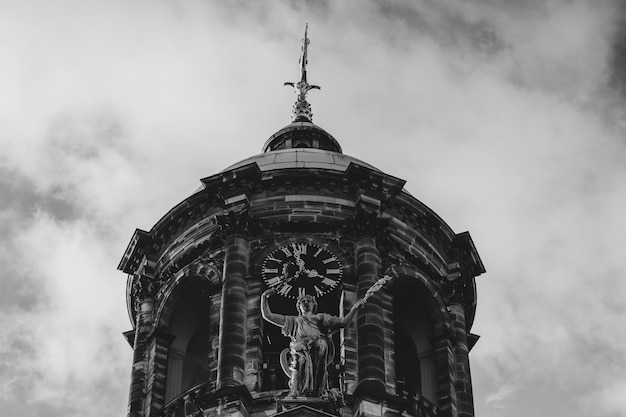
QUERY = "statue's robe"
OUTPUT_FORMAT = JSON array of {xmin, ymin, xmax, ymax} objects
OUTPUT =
[{"xmin": 282, "ymin": 313, "xmax": 342, "ymax": 397}]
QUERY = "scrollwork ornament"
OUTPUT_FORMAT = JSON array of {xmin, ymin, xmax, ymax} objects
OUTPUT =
[
  {"xmin": 441, "ymin": 278, "xmax": 467, "ymax": 306},
  {"xmin": 215, "ymin": 209, "xmax": 250, "ymax": 238},
  {"xmin": 343, "ymin": 207, "xmax": 387, "ymax": 238},
  {"xmin": 378, "ymin": 234, "xmax": 395, "ymax": 266},
  {"xmin": 132, "ymin": 273, "xmax": 157, "ymax": 309},
  {"xmin": 188, "ymin": 259, "xmax": 221, "ymax": 287}
]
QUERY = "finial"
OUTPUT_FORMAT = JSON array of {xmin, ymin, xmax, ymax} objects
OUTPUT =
[{"xmin": 284, "ymin": 23, "xmax": 320, "ymax": 122}]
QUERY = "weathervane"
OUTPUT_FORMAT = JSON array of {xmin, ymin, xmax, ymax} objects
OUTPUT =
[{"xmin": 284, "ymin": 23, "xmax": 320, "ymax": 122}]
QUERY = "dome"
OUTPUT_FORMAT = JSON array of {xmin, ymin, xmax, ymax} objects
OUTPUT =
[
  {"xmin": 222, "ymin": 148, "xmax": 379, "ymax": 173},
  {"xmin": 262, "ymin": 121, "xmax": 342, "ymax": 153},
  {"xmin": 221, "ymin": 119, "xmax": 376, "ymax": 174}
]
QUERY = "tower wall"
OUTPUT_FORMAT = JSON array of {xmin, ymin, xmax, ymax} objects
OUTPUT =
[{"xmin": 119, "ymin": 153, "xmax": 484, "ymax": 417}]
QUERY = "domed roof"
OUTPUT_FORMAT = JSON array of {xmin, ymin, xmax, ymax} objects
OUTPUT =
[
  {"xmin": 222, "ymin": 147, "xmax": 378, "ymax": 173},
  {"xmin": 262, "ymin": 121, "xmax": 342, "ymax": 153},
  {"xmin": 218, "ymin": 24, "xmax": 373, "ymax": 178}
]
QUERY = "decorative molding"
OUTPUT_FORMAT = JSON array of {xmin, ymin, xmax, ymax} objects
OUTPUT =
[
  {"xmin": 381, "ymin": 235, "xmax": 446, "ymax": 282},
  {"xmin": 132, "ymin": 273, "xmax": 157, "ymax": 309},
  {"xmin": 215, "ymin": 209, "xmax": 250, "ymax": 237},
  {"xmin": 441, "ymin": 278, "xmax": 468, "ymax": 306},
  {"xmin": 118, "ymin": 229, "xmax": 152, "ymax": 274},
  {"xmin": 343, "ymin": 207, "xmax": 388, "ymax": 239},
  {"xmin": 344, "ymin": 163, "xmax": 406, "ymax": 203},
  {"xmin": 451, "ymin": 232, "xmax": 486, "ymax": 279}
]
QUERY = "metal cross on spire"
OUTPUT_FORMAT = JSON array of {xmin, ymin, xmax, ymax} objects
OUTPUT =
[{"xmin": 284, "ymin": 23, "xmax": 320, "ymax": 122}]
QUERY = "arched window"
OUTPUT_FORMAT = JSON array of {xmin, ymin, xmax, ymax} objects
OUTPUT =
[
  {"xmin": 164, "ymin": 282, "xmax": 212, "ymax": 402},
  {"xmin": 392, "ymin": 278, "xmax": 437, "ymax": 404}
]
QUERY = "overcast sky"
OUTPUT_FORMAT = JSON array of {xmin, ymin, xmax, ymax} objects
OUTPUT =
[{"xmin": 1, "ymin": 1, "xmax": 625, "ymax": 417}]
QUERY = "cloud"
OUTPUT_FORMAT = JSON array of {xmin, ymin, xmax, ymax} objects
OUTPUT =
[
  {"xmin": 1, "ymin": 1, "xmax": 625, "ymax": 417},
  {"xmin": 485, "ymin": 383, "xmax": 519, "ymax": 409},
  {"xmin": 599, "ymin": 379, "xmax": 626, "ymax": 415},
  {"xmin": 0, "ymin": 213, "xmax": 130, "ymax": 416}
]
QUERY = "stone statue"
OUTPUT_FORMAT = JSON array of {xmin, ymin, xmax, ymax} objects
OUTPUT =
[{"xmin": 260, "ymin": 276, "xmax": 392, "ymax": 398}]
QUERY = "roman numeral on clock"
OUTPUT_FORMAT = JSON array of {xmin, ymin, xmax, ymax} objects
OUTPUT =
[
  {"xmin": 322, "ymin": 256, "xmax": 338, "ymax": 264},
  {"xmin": 266, "ymin": 255, "xmax": 281, "ymax": 263},
  {"xmin": 278, "ymin": 284, "xmax": 293, "ymax": 296},
  {"xmin": 262, "ymin": 243, "xmax": 343, "ymax": 299},
  {"xmin": 266, "ymin": 277, "xmax": 282, "ymax": 287},
  {"xmin": 322, "ymin": 277, "xmax": 336, "ymax": 286},
  {"xmin": 293, "ymin": 243, "xmax": 307, "ymax": 254}
]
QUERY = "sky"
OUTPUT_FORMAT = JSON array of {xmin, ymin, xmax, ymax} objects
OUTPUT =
[{"xmin": 1, "ymin": 1, "xmax": 625, "ymax": 416}]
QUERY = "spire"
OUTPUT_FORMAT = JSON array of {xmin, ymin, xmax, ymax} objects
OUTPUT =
[{"xmin": 284, "ymin": 23, "xmax": 320, "ymax": 122}]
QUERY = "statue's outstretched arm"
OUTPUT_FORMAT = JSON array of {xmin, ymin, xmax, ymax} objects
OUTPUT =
[
  {"xmin": 338, "ymin": 275, "xmax": 393, "ymax": 327},
  {"xmin": 338, "ymin": 298, "xmax": 366, "ymax": 327},
  {"xmin": 261, "ymin": 288, "xmax": 286, "ymax": 327}
]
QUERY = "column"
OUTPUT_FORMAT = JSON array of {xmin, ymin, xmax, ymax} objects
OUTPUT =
[
  {"xmin": 128, "ymin": 276, "xmax": 155, "ymax": 417},
  {"xmin": 450, "ymin": 303, "xmax": 474, "ymax": 417},
  {"xmin": 381, "ymin": 290, "xmax": 396, "ymax": 393},
  {"xmin": 431, "ymin": 336, "xmax": 457, "ymax": 417},
  {"xmin": 146, "ymin": 331, "xmax": 174, "ymax": 417},
  {"xmin": 355, "ymin": 236, "xmax": 386, "ymax": 393},
  {"xmin": 244, "ymin": 279, "xmax": 263, "ymax": 392},
  {"xmin": 217, "ymin": 234, "xmax": 249, "ymax": 387}
]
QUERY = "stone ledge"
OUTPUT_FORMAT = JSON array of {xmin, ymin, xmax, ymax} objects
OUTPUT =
[{"xmin": 276, "ymin": 399, "xmax": 338, "ymax": 416}]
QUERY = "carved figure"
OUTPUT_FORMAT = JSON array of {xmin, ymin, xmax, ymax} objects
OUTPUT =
[
  {"xmin": 260, "ymin": 275, "xmax": 394, "ymax": 398},
  {"xmin": 261, "ymin": 289, "xmax": 365, "ymax": 397}
]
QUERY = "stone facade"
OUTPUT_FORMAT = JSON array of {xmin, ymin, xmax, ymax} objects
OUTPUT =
[{"xmin": 119, "ymin": 120, "xmax": 485, "ymax": 417}]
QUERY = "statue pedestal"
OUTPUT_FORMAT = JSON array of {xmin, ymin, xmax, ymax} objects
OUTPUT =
[{"xmin": 276, "ymin": 397, "xmax": 336, "ymax": 415}]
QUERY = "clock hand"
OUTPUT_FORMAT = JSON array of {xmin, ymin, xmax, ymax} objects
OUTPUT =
[
  {"xmin": 279, "ymin": 259, "xmax": 309, "ymax": 284},
  {"xmin": 280, "ymin": 263, "xmax": 296, "ymax": 284},
  {"xmin": 295, "ymin": 258, "xmax": 305, "ymax": 273},
  {"xmin": 305, "ymin": 269, "xmax": 324, "ymax": 279},
  {"xmin": 292, "ymin": 245, "xmax": 305, "ymax": 273}
]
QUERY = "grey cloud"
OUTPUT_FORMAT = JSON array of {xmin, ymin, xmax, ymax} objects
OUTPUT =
[
  {"xmin": 0, "ymin": 170, "xmax": 77, "ymax": 221},
  {"xmin": 1, "ymin": 1, "xmax": 625, "ymax": 417},
  {"xmin": 609, "ymin": 1, "xmax": 626, "ymax": 97}
]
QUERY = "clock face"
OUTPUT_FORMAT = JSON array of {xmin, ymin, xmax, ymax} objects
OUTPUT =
[{"xmin": 261, "ymin": 242, "xmax": 343, "ymax": 299}]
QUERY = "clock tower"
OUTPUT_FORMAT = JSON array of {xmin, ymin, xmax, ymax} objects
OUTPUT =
[{"xmin": 118, "ymin": 26, "xmax": 485, "ymax": 417}]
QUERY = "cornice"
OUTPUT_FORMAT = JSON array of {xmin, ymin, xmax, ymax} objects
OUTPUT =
[
  {"xmin": 345, "ymin": 162, "xmax": 406, "ymax": 204},
  {"xmin": 118, "ymin": 228, "xmax": 152, "ymax": 274}
]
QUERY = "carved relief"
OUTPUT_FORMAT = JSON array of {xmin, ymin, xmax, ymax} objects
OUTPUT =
[
  {"xmin": 342, "ymin": 207, "xmax": 387, "ymax": 238},
  {"xmin": 132, "ymin": 273, "xmax": 158, "ymax": 310},
  {"xmin": 215, "ymin": 209, "xmax": 250, "ymax": 237}
]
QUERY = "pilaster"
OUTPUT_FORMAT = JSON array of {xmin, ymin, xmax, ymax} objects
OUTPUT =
[
  {"xmin": 217, "ymin": 211, "xmax": 250, "ymax": 388},
  {"xmin": 145, "ymin": 330, "xmax": 174, "ymax": 417},
  {"xmin": 128, "ymin": 273, "xmax": 156, "ymax": 417},
  {"xmin": 355, "ymin": 234, "xmax": 386, "ymax": 394},
  {"xmin": 431, "ymin": 335, "xmax": 457, "ymax": 417},
  {"xmin": 450, "ymin": 303, "xmax": 474, "ymax": 417}
]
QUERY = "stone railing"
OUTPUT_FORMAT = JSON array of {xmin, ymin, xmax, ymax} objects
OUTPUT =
[
  {"xmin": 159, "ymin": 384, "xmax": 439, "ymax": 417},
  {"xmin": 158, "ymin": 382, "xmax": 209, "ymax": 417},
  {"xmin": 158, "ymin": 384, "xmax": 254, "ymax": 417},
  {"xmin": 403, "ymin": 393, "xmax": 438, "ymax": 417}
]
